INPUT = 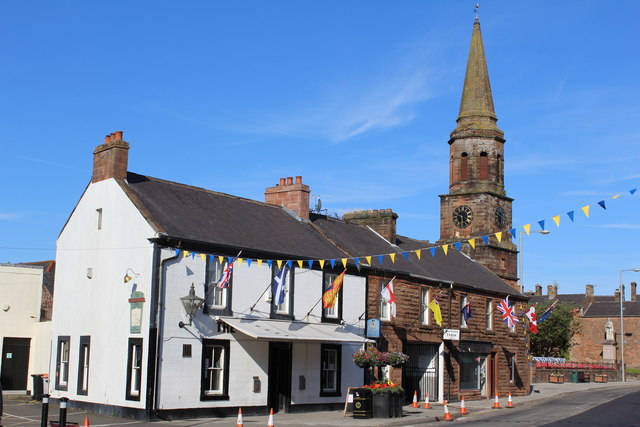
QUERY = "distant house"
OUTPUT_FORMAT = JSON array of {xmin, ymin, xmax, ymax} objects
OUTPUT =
[{"xmin": 0, "ymin": 261, "xmax": 55, "ymax": 392}]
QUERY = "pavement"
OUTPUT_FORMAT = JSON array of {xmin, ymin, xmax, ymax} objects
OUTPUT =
[{"xmin": 1, "ymin": 380, "xmax": 639, "ymax": 426}]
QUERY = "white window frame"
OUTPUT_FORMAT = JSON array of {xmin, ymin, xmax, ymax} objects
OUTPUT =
[
  {"xmin": 421, "ymin": 287, "xmax": 430, "ymax": 325},
  {"xmin": 204, "ymin": 345, "xmax": 225, "ymax": 395},
  {"xmin": 58, "ymin": 338, "xmax": 69, "ymax": 387},
  {"xmin": 379, "ymin": 280, "xmax": 391, "ymax": 321},
  {"xmin": 321, "ymin": 348, "xmax": 338, "ymax": 392},
  {"xmin": 486, "ymin": 299, "xmax": 493, "ymax": 330},
  {"xmin": 323, "ymin": 272, "xmax": 340, "ymax": 319},
  {"xmin": 206, "ymin": 258, "xmax": 227, "ymax": 309}
]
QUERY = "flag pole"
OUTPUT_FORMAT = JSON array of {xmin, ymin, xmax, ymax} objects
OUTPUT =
[
  {"xmin": 207, "ymin": 250, "xmax": 243, "ymax": 298},
  {"xmin": 305, "ymin": 269, "xmax": 347, "ymax": 319},
  {"xmin": 249, "ymin": 261, "xmax": 284, "ymax": 312}
]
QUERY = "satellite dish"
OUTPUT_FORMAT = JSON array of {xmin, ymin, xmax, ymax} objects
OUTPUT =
[{"xmin": 315, "ymin": 198, "xmax": 322, "ymax": 213}]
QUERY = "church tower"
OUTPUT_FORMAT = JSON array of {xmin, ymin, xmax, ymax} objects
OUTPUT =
[{"xmin": 438, "ymin": 17, "xmax": 518, "ymax": 290}]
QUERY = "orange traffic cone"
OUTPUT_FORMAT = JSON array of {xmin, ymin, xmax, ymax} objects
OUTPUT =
[
  {"xmin": 442, "ymin": 400, "xmax": 453, "ymax": 421},
  {"xmin": 411, "ymin": 390, "xmax": 419, "ymax": 408},
  {"xmin": 507, "ymin": 393, "xmax": 514, "ymax": 408},
  {"xmin": 423, "ymin": 392, "xmax": 431, "ymax": 409},
  {"xmin": 236, "ymin": 408, "xmax": 244, "ymax": 426},
  {"xmin": 83, "ymin": 416, "xmax": 90, "ymax": 427},
  {"xmin": 492, "ymin": 393, "xmax": 501, "ymax": 409},
  {"xmin": 267, "ymin": 408, "xmax": 275, "ymax": 427},
  {"xmin": 460, "ymin": 396, "xmax": 468, "ymax": 415}
]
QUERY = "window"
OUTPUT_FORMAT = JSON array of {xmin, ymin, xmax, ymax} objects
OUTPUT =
[
  {"xmin": 270, "ymin": 265, "xmax": 294, "ymax": 319},
  {"xmin": 96, "ymin": 208, "xmax": 103, "ymax": 230},
  {"xmin": 485, "ymin": 300, "xmax": 493, "ymax": 330},
  {"xmin": 320, "ymin": 344, "xmax": 341, "ymax": 396},
  {"xmin": 420, "ymin": 288, "xmax": 430, "ymax": 325},
  {"xmin": 459, "ymin": 353, "xmax": 487, "ymax": 391},
  {"xmin": 379, "ymin": 280, "xmax": 391, "ymax": 321},
  {"xmin": 479, "ymin": 152, "xmax": 489, "ymax": 179},
  {"xmin": 77, "ymin": 336, "xmax": 90, "ymax": 395},
  {"xmin": 204, "ymin": 257, "xmax": 232, "ymax": 315},
  {"xmin": 460, "ymin": 153, "xmax": 469, "ymax": 181},
  {"xmin": 125, "ymin": 338, "xmax": 143, "ymax": 401},
  {"xmin": 201, "ymin": 339, "xmax": 230, "ymax": 400},
  {"xmin": 55, "ymin": 336, "xmax": 70, "ymax": 391},
  {"xmin": 322, "ymin": 271, "xmax": 343, "ymax": 323},
  {"xmin": 509, "ymin": 354, "xmax": 516, "ymax": 383},
  {"xmin": 460, "ymin": 294, "xmax": 468, "ymax": 328}
]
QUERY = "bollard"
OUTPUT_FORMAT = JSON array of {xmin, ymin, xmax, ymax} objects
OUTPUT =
[
  {"xmin": 59, "ymin": 397, "xmax": 69, "ymax": 427},
  {"xmin": 41, "ymin": 394, "xmax": 50, "ymax": 427}
]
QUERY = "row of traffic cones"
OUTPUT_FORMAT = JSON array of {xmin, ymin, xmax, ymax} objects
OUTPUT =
[
  {"xmin": 412, "ymin": 390, "xmax": 515, "ymax": 421},
  {"xmin": 236, "ymin": 408, "xmax": 275, "ymax": 427}
]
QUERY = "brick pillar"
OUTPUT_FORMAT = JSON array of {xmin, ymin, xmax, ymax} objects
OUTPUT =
[
  {"xmin": 343, "ymin": 209, "xmax": 398, "ymax": 243},
  {"xmin": 264, "ymin": 176, "xmax": 310, "ymax": 219},
  {"xmin": 92, "ymin": 131, "xmax": 130, "ymax": 183}
]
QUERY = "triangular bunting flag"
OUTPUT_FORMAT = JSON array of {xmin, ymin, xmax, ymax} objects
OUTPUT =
[
  {"xmin": 307, "ymin": 260, "xmax": 314, "ymax": 269},
  {"xmin": 175, "ymin": 249, "xmax": 181, "ymax": 257},
  {"xmin": 389, "ymin": 253, "xmax": 396, "ymax": 263},
  {"xmin": 277, "ymin": 260, "xmax": 283, "ymax": 269},
  {"xmin": 200, "ymin": 253, "xmax": 206, "ymax": 261},
  {"xmin": 191, "ymin": 252, "xmax": 196, "ymax": 259},
  {"xmin": 365, "ymin": 256, "xmax": 372, "ymax": 265},
  {"xmin": 510, "ymin": 228, "xmax": 517, "ymax": 240},
  {"xmin": 237, "ymin": 258, "xmax": 243, "ymax": 266},
  {"xmin": 319, "ymin": 260, "xmax": 326, "ymax": 269},
  {"xmin": 377, "ymin": 255, "xmax": 384, "ymax": 265},
  {"xmin": 455, "ymin": 242, "xmax": 461, "ymax": 251},
  {"xmin": 630, "ymin": 188, "xmax": 637, "ymax": 195},
  {"xmin": 330, "ymin": 259, "xmax": 336, "ymax": 269},
  {"xmin": 297, "ymin": 260, "xmax": 303, "ymax": 268},
  {"xmin": 443, "ymin": 245, "xmax": 449, "ymax": 255},
  {"xmin": 567, "ymin": 211, "xmax": 575, "ymax": 222},
  {"xmin": 481, "ymin": 236, "xmax": 489, "ymax": 246},
  {"xmin": 582, "ymin": 205, "xmax": 590, "ymax": 217},
  {"xmin": 430, "ymin": 247, "xmax": 436, "ymax": 257},
  {"xmin": 416, "ymin": 249, "xmax": 421, "ymax": 260},
  {"xmin": 523, "ymin": 224, "xmax": 531, "ymax": 235},
  {"xmin": 218, "ymin": 255, "xmax": 224, "ymax": 264},
  {"xmin": 552, "ymin": 215, "xmax": 560, "ymax": 227},
  {"xmin": 402, "ymin": 252, "xmax": 409, "ymax": 261},
  {"xmin": 227, "ymin": 257, "xmax": 233, "ymax": 265},
  {"xmin": 612, "ymin": 194, "xmax": 620, "ymax": 199},
  {"xmin": 257, "ymin": 259, "xmax": 263, "ymax": 268},
  {"xmin": 341, "ymin": 258, "xmax": 348, "ymax": 268},
  {"xmin": 538, "ymin": 220, "xmax": 545, "ymax": 231},
  {"xmin": 597, "ymin": 200, "xmax": 606, "ymax": 210},
  {"xmin": 495, "ymin": 232, "xmax": 502, "ymax": 242},
  {"xmin": 247, "ymin": 259, "xmax": 253, "ymax": 267},
  {"xmin": 184, "ymin": 250, "xmax": 189, "ymax": 257},
  {"xmin": 468, "ymin": 238, "xmax": 476, "ymax": 249},
  {"xmin": 286, "ymin": 260, "xmax": 292, "ymax": 269},
  {"xmin": 354, "ymin": 258, "xmax": 359, "ymax": 268},
  {"xmin": 267, "ymin": 260, "xmax": 273, "ymax": 268}
]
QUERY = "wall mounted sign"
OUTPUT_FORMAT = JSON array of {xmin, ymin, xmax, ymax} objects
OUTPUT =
[
  {"xmin": 443, "ymin": 329, "xmax": 460, "ymax": 341},
  {"xmin": 129, "ymin": 291, "xmax": 145, "ymax": 334},
  {"xmin": 366, "ymin": 318, "xmax": 380, "ymax": 338}
]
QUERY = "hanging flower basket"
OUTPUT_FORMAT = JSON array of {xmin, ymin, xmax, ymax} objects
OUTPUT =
[
  {"xmin": 353, "ymin": 349, "xmax": 382, "ymax": 368},
  {"xmin": 388, "ymin": 351, "xmax": 410, "ymax": 367}
]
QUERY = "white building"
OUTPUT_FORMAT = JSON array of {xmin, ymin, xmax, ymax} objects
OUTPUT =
[
  {"xmin": 49, "ymin": 132, "xmax": 370, "ymax": 419},
  {"xmin": 1, "ymin": 262, "xmax": 54, "ymax": 392}
]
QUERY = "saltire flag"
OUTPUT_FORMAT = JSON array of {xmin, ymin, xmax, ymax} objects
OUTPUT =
[
  {"xmin": 525, "ymin": 306, "xmax": 538, "ymax": 334},
  {"xmin": 538, "ymin": 300, "xmax": 558, "ymax": 323},
  {"xmin": 428, "ymin": 297, "xmax": 443, "ymax": 326},
  {"xmin": 380, "ymin": 279, "xmax": 397, "ymax": 317},
  {"xmin": 272, "ymin": 264, "xmax": 290, "ymax": 306},
  {"xmin": 217, "ymin": 259, "xmax": 235, "ymax": 289},
  {"xmin": 461, "ymin": 301, "xmax": 472, "ymax": 323},
  {"xmin": 496, "ymin": 296, "xmax": 519, "ymax": 329},
  {"xmin": 322, "ymin": 270, "xmax": 346, "ymax": 309}
]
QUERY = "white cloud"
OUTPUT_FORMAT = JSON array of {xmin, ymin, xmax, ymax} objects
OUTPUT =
[
  {"xmin": 596, "ymin": 223, "xmax": 640, "ymax": 230},
  {"xmin": 0, "ymin": 213, "xmax": 21, "ymax": 221}
]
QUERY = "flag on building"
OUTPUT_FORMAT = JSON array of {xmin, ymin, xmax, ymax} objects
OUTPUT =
[
  {"xmin": 537, "ymin": 300, "xmax": 558, "ymax": 323},
  {"xmin": 496, "ymin": 296, "xmax": 519, "ymax": 329},
  {"xmin": 272, "ymin": 264, "xmax": 289, "ymax": 306},
  {"xmin": 428, "ymin": 297, "xmax": 442, "ymax": 326},
  {"xmin": 525, "ymin": 306, "xmax": 538, "ymax": 334},
  {"xmin": 322, "ymin": 270, "xmax": 346, "ymax": 309},
  {"xmin": 217, "ymin": 259, "xmax": 235, "ymax": 289},
  {"xmin": 461, "ymin": 301, "xmax": 472, "ymax": 323},
  {"xmin": 380, "ymin": 279, "xmax": 397, "ymax": 317}
]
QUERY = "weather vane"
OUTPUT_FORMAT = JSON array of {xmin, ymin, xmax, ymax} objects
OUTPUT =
[{"xmin": 474, "ymin": 3, "xmax": 479, "ymax": 21}]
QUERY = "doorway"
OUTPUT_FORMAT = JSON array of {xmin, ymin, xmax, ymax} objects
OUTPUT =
[
  {"xmin": 267, "ymin": 342, "xmax": 292, "ymax": 413},
  {"xmin": 404, "ymin": 343, "xmax": 439, "ymax": 402},
  {"xmin": 1, "ymin": 338, "xmax": 31, "ymax": 390}
]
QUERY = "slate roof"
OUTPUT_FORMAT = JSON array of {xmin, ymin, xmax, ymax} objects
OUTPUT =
[
  {"xmin": 529, "ymin": 294, "xmax": 585, "ymax": 308},
  {"xmin": 583, "ymin": 301, "xmax": 640, "ymax": 317},
  {"xmin": 122, "ymin": 172, "xmax": 523, "ymax": 298}
]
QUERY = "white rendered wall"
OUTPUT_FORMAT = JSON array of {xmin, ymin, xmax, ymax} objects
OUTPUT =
[{"xmin": 50, "ymin": 178, "xmax": 156, "ymax": 409}]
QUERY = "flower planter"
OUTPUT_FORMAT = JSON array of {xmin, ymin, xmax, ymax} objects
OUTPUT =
[
  {"xmin": 372, "ymin": 393, "xmax": 403, "ymax": 418},
  {"xmin": 549, "ymin": 374, "xmax": 564, "ymax": 383},
  {"xmin": 594, "ymin": 374, "xmax": 608, "ymax": 383}
]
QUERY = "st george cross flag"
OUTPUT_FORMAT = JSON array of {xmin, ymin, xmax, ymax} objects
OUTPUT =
[
  {"xmin": 496, "ymin": 296, "xmax": 519, "ymax": 329},
  {"xmin": 538, "ymin": 301, "xmax": 557, "ymax": 323},
  {"xmin": 525, "ymin": 306, "xmax": 538, "ymax": 334},
  {"xmin": 461, "ymin": 301, "xmax": 472, "ymax": 323},
  {"xmin": 323, "ymin": 270, "xmax": 346, "ymax": 309},
  {"xmin": 428, "ymin": 297, "xmax": 443, "ymax": 326},
  {"xmin": 272, "ymin": 264, "xmax": 289, "ymax": 306},
  {"xmin": 380, "ymin": 279, "xmax": 397, "ymax": 317},
  {"xmin": 217, "ymin": 259, "xmax": 235, "ymax": 289}
]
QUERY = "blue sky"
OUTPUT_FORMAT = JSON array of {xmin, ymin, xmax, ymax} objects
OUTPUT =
[{"xmin": 2, "ymin": 1, "xmax": 639, "ymax": 297}]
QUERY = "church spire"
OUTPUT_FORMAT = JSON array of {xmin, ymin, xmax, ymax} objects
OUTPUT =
[{"xmin": 454, "ymin": 19, "xmax": 500, "ymax": 134}]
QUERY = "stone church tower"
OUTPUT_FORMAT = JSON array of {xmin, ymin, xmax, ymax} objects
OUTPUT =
[{"xmin": 438, "ymin": 18, "xmax": 518, "ymax": 290}]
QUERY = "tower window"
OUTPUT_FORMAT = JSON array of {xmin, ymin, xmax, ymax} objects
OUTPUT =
[
  {"xmin": 460, "ymin": 153, "xmax": 469, "ymax": 181},
  {"xmin": 479, "ymin": 152, "xmax": 489, "ymax": 180},
  {"xmin": 497, "ymin": 154, "xmax": 502, "ymax": 183}
]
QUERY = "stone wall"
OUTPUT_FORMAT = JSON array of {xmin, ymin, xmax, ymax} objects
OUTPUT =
[{"xmin": 571, "ymin": 316, "xmax": 640, "ymax": 369}]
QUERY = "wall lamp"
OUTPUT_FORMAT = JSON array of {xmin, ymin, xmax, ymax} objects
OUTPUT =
[
  {"xmin": 179, "ymin": 283, "xmax": 204, "ymax": 328},
  {"xmin": 123, "ymin": 268, "xmax": 140, "ymax": 284}
]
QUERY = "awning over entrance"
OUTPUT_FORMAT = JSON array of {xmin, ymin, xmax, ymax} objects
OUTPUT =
[{"xmin": 216, "ymin": 316, "xmax": 373, "ymax": 343}]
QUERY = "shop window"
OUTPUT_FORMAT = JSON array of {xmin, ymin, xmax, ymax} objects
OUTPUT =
[{"xmin": 459, "ymin": 353, "xmax": 487, "ymax": 391}]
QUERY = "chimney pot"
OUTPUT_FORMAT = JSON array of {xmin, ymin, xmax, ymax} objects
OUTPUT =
[
  {"xmin": 279, "ymin": 178, "xmax": 286, "ymax": 186},
  {"xmin": 631, "ymin": 282, "xmax": 637, "ymax": 302},
  {"xmin": 265, "ymin": 176, "xmax": 311, "ymax": 219},
  {"xmin": 92, "ymin": 130, "xmax": 130, "ymax": 183},
  {"xmin": 535, "ymin": 284, "xmax": 542, "ymax": 296},
  {"xmin": 615, "ymin": 289, "xmax": 621, "ymax": 302},
  {"xmin": 295, "ymin": 176, "xmax": 302, "ymax": 184},
  {"xmin": 286, "ymin": 177, "xmax": 293, "ymax": 185},
  {"xmin": 110, "ymin": 132, "xmax": 116, "ymax": 141},
  {"xmin": 104, "ymin": 135, "xmax": 110, "ymax": 144},
  {"xmin": 115, "ymin": 131, "xmax": 123, "ymax": 140}
]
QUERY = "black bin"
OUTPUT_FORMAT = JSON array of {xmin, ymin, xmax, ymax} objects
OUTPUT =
[
  {"xmin": 31, "ymin": 374, "xmax": 44, "ymax": 401},
  {"xmin": 353, "ymin": 388, "xmax": 373, "ymax": 419}
]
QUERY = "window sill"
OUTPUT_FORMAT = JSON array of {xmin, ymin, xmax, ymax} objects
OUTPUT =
[
  {"xmin": 321, "ymin": 317, "xmax": 342, "ymax": 324},
  {"xmin": 270, "ymin": 313, "xmax": 294, "ymax": 320},
  {"xmin": 125, "ymin": 394, "xmax": 141, "ymax": 402},
  {"xmin": 200, "ymin": 394, "xmax": 230, "ymax": 401}
]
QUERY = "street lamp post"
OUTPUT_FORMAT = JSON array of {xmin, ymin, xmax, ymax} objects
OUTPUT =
[
  {"xmin": 518, "ymin": 230, "xmax": 551, "ymax": 292},
  {"xmin": 618, "ymin": 268, "xmax": 640, "ymax": 382}
]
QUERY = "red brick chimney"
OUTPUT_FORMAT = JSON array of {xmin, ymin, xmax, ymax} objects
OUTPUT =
[
  {"xmin": 535, "ymin": 284, "xmax": 542, "ymax": 296},
  {"xmin": 631, "ymin": 282, "xmax": 637, "ymax": 302},
  {"xmin": 585, "ymin": 284, "xmax": 594, "ymax": 297},
  {"xmin": 92, "ymin": 131, "xmax": 130, "ymax": 183},
  {"xmin": 264, "ymin": 176, "xmax": 310, "ymax": 219},
  {"xmin": 343, "ymin": 209, "xmax": 398, "ymax": 243}
]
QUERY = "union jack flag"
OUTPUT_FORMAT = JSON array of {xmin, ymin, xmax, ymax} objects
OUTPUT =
[
  {"xmin": 217, "ymin": 259, "xmax": 235, "ymax": 289},
  {"xmin": 496, "ymin": 296, "xmax": 519, "ymax": 329}
]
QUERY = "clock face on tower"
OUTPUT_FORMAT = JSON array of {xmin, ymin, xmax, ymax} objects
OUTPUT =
[
  {"xmin": 452, "ymin": 205, "xmax": 473, "ymax": 229},
  {"xmin": 495, "ymin": 206, "xmax": 506, "ymax": 229}
]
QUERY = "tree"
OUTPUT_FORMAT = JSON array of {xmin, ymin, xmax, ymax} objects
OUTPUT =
[{"xmin": 530, "ymin": 301, "xmax": 581, "ymax": 358}]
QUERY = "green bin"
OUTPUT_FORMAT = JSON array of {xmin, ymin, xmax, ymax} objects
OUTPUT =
[{"xmin": 570, "ymin": 371, "xmax": 578, "ymax": 383}]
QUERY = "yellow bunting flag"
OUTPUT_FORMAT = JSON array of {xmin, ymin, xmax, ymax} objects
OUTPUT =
[
  {"xmin": 200, "ymin": 254, "xmax": 206, "ymax": 261},
  {"xmin": 276, "ymin": 260, "xmax": 283, "ymax": 269},
  {"xmin": 552, "ymin": 215, "xmax": 561, "ymax": 227},
  {"xmin": 495, "ymin": 232, "xmax": 503, "ymax": 242},
  {"xmin": 389, "ymin": 253, "xmax": 396, "ymax": 263},
  {"xmin": 443, "ymin": 245, "xmax": 449, "ymax": 255},
  {"xmin": 257, "ymin": 259, "xmax": 263, "ymax": 268},
  {"xmin": 237, "ymin": 258, "xmax": 243, "ymax": 266},
  {"xmin": 468, "ymin": 238, "xmax": 476, "ymax": 249},
  {"xmin": 184, "ymin": 250, "xmax": 190, "ymax": 257},
  {"xmin": 297, "ymin": 260, "xmax": 303, "ymax": 268},
  {"xmin": 612, "ymin": 194, "xmax": 620, "ymax": 199},
  {"xmin": 341, "ymin": 258, "xmax": 348, "ymax": 268},
  {"xmin": 581, "ymin": 205, "xmax": 590, "ymax": 218},
  {"xmin": 365, "ymin": 256, "xmax": 372, "ymax": 265},
  {"xmin": 319, "ymin": 260, "xmax": 326, "ymax": 269},
  {"xmin": 416, "ymin": 249, "xmax": 421, "ymax": 260},
  {"xmin": 218, "ymin": 255, "xmax": 224, "ymax": 264},
  {"xmin": 523, "ymin": 224, "xmax": 531, "ymax": 235}
]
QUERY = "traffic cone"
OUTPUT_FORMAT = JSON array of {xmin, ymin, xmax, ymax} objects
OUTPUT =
[
  {"xmin": 460, "ymin": 396, "xmax": 468, "ymax": 415},
  {"xmin": 236, "ymin": 408, "xmax": 244, "ymax": 426},
  {"xmin": 507, "ymin": 393, "xmax": 514, "ymax": 408},
  {"xmin": 411, "ymin": 390, "xmax": 419, "ymax": 408},
  {"xmin": 442, "ymin": 400, "xmax": 453, "ymax": 421},
  {"xmin": 492, "ymin": 393, "xmax": 501, "ymax": 409},
  {"xmin": 83, "ymin": 416, "xmax": 90, "ymax": 427},
  {"xmin": 423, "ymin": 392, "xmax": 431, "ymax": 409},
  {"xmin": 267, "ymin": 408, "xmax": 275, "ymax": 427}
]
